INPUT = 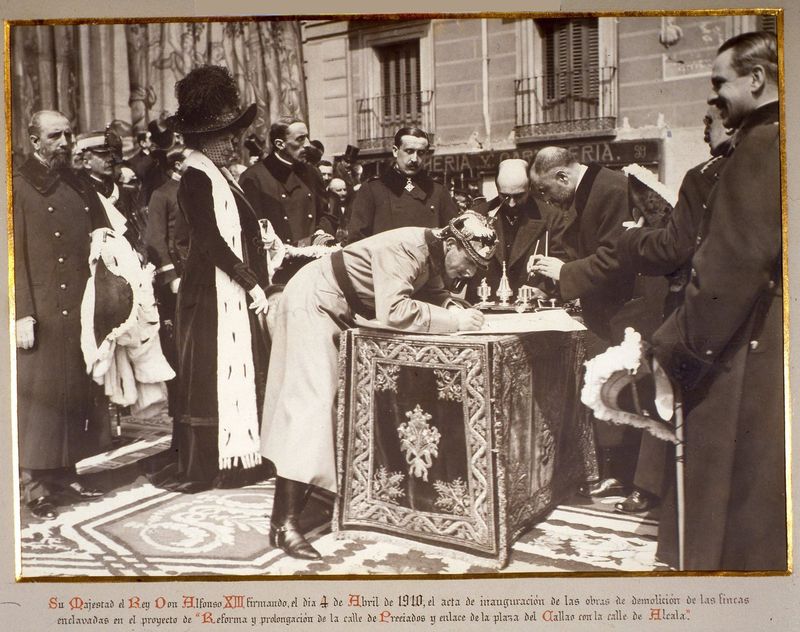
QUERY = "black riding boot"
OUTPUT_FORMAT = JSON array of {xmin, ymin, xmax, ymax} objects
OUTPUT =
[{"xmin": 269, "ymin": 477, "xmax": 322, "ymax": 560}]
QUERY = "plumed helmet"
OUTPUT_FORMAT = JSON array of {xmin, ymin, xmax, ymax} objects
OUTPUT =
[
  {"xmin": 166, "ymin": 65, "xmax": 257, "ymax": 135},
  {"xmin": 438, "ymin": 210, "xmax": 498, "ymax": 269}
]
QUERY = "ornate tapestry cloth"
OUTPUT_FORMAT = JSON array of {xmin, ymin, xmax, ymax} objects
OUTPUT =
[
  {"xmin": 9, "ymin": 21, "xmax": 307, "ymax": 158},
  {"xmin": 335, "ymin": 328, "xmax": 595, "ymax": 566}
]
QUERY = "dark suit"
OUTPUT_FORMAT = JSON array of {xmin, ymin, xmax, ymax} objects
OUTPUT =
[
  {"xmin": 239, "ymin": 152, "xmax": 335, "ymax": 248},
  {"xmin": 556, "ymin": 165, "xmax": 641, "ymax": 480},
  {"xmin": 145, "ymin": 176, "xmax": 189, "ymax": 286},
  {"xmin": 347, "ymin": 168, "xmax": 458, "ymax": 243},
  {"xmin": 559, "ymin": 164, "xmax": 637, "ymax": 343},
  {"xmin": 653, "ymin": 102, "xmax": 785, "ymax": 570},
  {"xmin": 144, "ymin": 175, "xmax": 190, "ymax": 417},
  {"xmin": 327, "ymin": 196, "xmax": 350, "ymax": 239}
]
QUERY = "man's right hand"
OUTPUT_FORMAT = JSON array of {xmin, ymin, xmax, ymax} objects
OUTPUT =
[
  {"xmin": 16, "ymin": 316, "xmax": 35, "ymax": 349},
  {"xmin": 456, "ymin": 308, "xmax": 485, "ymax": 332}
]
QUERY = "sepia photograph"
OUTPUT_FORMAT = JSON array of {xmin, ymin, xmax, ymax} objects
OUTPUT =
[{"xmin": 6, "ymin": 9, "xmax": 789, "ymax": 585}]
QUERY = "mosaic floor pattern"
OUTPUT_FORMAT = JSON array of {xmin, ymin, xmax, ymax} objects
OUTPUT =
[{"xmin": 19, "ymin": 417, "xmax": 660, "ymax": 577}]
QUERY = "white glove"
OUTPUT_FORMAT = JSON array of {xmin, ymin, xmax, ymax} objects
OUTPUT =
[{"xmin": 248, "ymin": 285, "xmax": 269, "ymax": 315}]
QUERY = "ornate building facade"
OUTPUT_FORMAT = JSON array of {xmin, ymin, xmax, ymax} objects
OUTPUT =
[{"xmin": 302, "ymin": 14, "xmax": 777, "ymax": 195}]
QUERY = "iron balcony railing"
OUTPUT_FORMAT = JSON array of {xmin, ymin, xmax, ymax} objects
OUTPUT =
[
  {"xmin": 356, "ymin": 90, "xmax": 434, "ymax": 151},
  {"xmin": 515, "ymin": 66, "xmax": 617, "ymax": 139}
]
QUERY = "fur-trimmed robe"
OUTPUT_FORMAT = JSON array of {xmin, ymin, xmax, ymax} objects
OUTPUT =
[{"xmin": 174, "ymin": 157, "xmax": 270, "ymax": 479}]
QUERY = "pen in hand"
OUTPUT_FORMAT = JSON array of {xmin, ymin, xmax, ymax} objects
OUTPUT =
[{"xmin": 527, "ymin": 239, "xmax": 540, "ymax": 280}]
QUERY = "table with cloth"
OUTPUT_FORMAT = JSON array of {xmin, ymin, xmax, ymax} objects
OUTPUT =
[{"xmin": 334, "ymin": 326, "xmax": 596, "ymax": 567}]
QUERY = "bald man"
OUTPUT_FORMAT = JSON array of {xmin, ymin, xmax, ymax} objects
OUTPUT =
[
  {"xmin": 466, "ymin": 159, "xmax": 563, "ymax": 303},
  {"xmin": 326, "ymin": 177, "xmax": 350, "ymax": 242},
  {"xmin": 529, "ymin": 147, "xmax": 640, "ymax": 498}
]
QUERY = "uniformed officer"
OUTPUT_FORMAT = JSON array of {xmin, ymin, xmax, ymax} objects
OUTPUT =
[
  {"xmin": 14, "ymin": 110, "xmax": 111, "ymax": 520},
  {"xmin": 347, "ymin": 127, "xmax": 459, "ymax": 243},
  {"xmin": 75, "ymin": 128, "xmax": 144, "ymax": 254},
  {"xmin": 239, "ymin": 116, "xmax": 336, "ymax": 250}
]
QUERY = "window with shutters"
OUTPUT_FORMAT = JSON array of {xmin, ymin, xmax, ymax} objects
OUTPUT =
[
  {"xmin": 542, "ymin": 19, "xmax": 599, "ymax": 113},
  {"xmin": 377, "ymin": 41, "xmax": 423, "ymax": 131},
  {"xmin": 757, "ymin": 14, "xmax": 778, "ymax": 34},
  {"xmin": 353, "ymin": 22, "xmax": 435, "ymax": 151},
  {"xmin": 515, "ymin": 17, "xmax": 617, "ymax": 139}
]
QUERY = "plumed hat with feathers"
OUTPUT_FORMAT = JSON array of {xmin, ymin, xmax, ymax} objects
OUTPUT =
[{"xmin": 166, "ymin": 65, "xmax": 256, "ymax": 135}]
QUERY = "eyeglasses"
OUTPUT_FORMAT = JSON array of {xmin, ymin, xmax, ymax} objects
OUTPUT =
[{"xmin": 498, "ymin": 191, "xmax": 527, "ymax": 203}]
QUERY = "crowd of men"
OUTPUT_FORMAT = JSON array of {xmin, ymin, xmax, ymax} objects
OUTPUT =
[{"xmin": 13, "ymin": 30, "xmax": 784, "ymax": 571}]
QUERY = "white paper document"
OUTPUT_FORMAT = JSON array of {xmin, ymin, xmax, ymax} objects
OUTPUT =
[{"xmin": 455, "ymin": 309, "xmax": 587, "ymax": 335}]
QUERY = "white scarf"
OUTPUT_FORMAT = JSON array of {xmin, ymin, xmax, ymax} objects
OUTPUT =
[
  {"xmin": 96, "ymin": 183, "xmax": 129, "ymax": 234},
  {"xmin": 183, "ymin": 150, "xmax": 261, "ymax": 470}
]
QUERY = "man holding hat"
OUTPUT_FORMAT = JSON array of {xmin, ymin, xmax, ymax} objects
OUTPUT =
[
  {"xmin": 75, "ymin": 128, "xmax": 144, "ymax": 254},
  {"xmin": 347, "ymin": 127, "xmax": 459, "ymax": 243},
  {"xmin": 261, "ymin": 211, "xmax": 495, "ymax": 559}
]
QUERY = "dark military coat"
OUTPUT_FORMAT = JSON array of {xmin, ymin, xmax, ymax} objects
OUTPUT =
[
  {"xmin": 144, "ymin": 176, "xmax": 189, "ymax": 285},
  {"xmin": 239, "ymin": 152, "xmax": 335, "ymax": 247},
  {"xmin": 653, "ymin": 102, "xmax": 785, "ymax": 570},
  {"xmin": 347, "ymin": 168, "xmax": 459, "ymax": 243},
  {"xmin": 617, "ymin": 153, "xmax": 727, "ymax": 317},
  {"xmin": 13, "ymin": 158, "xmax": 110, "ymax": 469}
]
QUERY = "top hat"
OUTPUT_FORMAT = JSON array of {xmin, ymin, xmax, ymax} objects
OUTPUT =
[
  {"xmin": 343, "ymin": 144, "xmax": 360, "ymax": 163},
  {"xmin": 75, "ymin": 128, "xmax": 124, "ymax": 161},
  {"xmin": 166, "ymin": 65, "xmax": 257, "ymax": 135}
]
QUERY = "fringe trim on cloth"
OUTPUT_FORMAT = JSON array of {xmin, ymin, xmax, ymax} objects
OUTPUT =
[
  {"xmin": 581, "ymin": 327, "xmax": 678, "ymax": 444},
  {"xmin": 622, "ymin": 163, "xmax": 679, "ymax": 208},
  {"xmin": 333, "ymin": 529, "xmax": 504, "ymax": 569},
  {"xmin": 184, "ymin": 150, "xmax": 260, "ymax": 470}
]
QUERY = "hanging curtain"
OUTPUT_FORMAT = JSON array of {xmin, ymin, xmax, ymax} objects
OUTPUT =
[{"xmin": 9, "ymin": 19, "xmax": 308, "ymax": 160}]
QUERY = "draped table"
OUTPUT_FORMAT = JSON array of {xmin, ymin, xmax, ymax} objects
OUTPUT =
[{"xmin": 333, "ymin": 327, "xmax": 597, "ymax": 567}]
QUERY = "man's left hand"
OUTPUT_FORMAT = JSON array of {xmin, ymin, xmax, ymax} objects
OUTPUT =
[{"xmin": 528, "ymin": 254, "xmax": 564, "ymax": 281}]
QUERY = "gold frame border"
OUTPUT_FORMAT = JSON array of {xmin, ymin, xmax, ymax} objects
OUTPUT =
[{"xmin": 3, "ymin": 8, "xmax": 791, "ymax": 583}]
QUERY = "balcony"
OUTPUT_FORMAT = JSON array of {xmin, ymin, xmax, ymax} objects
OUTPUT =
[
  {"xmin": 514, "ymin": 66, "xmax": 617, "ymax": 141},
  {"xmin": 356, "ymin": 90, "xmax": 434, "ymax": 152}
]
